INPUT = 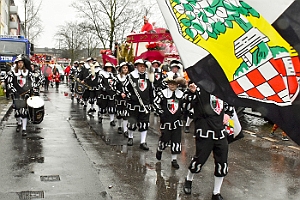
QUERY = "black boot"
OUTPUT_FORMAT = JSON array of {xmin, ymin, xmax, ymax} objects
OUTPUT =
[
  {"xmin": 110, "ymin": 121, "xmax": 116, "ymax": 126},
  {"xmin": 123, "ymin": 131, "xmax": 128, "ymax": 138},
  {"xmin": 16, "ymin": 124, "xmax": 22, "ymax": 132},
  {"xmin": 127, "ymin": 138, "xmax": 133, "ymax": 146},
  {"xmin": 22, "ymin": 130, "xmax": 27, "ymax": 137},
  {"xmin": 98, "ymin": 112, "xmax": 102, "ymax": 123},
  {"xmin": 184, "ymin": 126, "xmax": 190, "ymax": 133},
  {"xmin": 171, "ymin": 159, "xmax": 180, "ymax": 169},
  {"xmin": 117, "ymin": 127, "xmax": 123, "ymax": 134},
  {"xmin": 139, "ymin": 143, "xmax": 149, "ymax": 151},
  {"xmin": 156, "ymin": 150, "xmax": 162, "ymax": 160},
  {"xmin": 183, "ymin": 178, "xmax": 192, "ymax": 194},
  {"xmin": 212, "ymin": 193, "xmax": 224, "ymax": 200}
]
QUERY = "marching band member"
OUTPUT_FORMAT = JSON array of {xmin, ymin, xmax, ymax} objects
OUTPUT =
[
  {"xmin": 75, "ymin": 61, "xmax": 84, "ymax": 103},
  {"xmin": 166, "ymin": 60, "xmax": 184, "ymax": 79},
  {"xmin": 78, "ymin": 57, "xmax": 95, "ymax": 108},
  {"xmin": 152, "ymin": 60, "xmax": 166, "ymax": 93},
  {"xmin": 31, "ymin": 63, "xmax": 45, "ymax": 96},
  {"xmin": 123, "ymin": 59, "xmax": 154, "ymax": 150},
  {"xmin": 114, "ymin": 62, "xmax": 130, "ymax": 136},
  {"xmin": 97, "ymin": 62, "xmax": 117, "ymax": 125},
  {"xmin": 86, "ymin": 62, "xmax": 101, "ymax": 115},
  {"xmin": 69, "ymin": 61, "xmax": 79, "ymax": 100},
  {"xmin": 183, "ymin": 83, "xmax": 234, "ymax": 200},
  {"xmin": 153, "ymin": 76, "xmax": 186, "ymax": 169},
  {"xmin": 6, "ymin": 55, "xmax": 36, "ymax": 136}
]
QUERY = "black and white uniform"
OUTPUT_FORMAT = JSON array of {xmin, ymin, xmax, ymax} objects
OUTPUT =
[
  {"xmin": 123, "ymin": 69, "xmax": 154, "ymax": 132},
  {"xmin": 32, "ymin": 68, "xmax": 45, "ymax": 96},
  {"xmin": 74, "ymin": 65, "xmax": 83, "ymax": 101},
  {"xmin": 153, "ymin": 88, "xmax": 184, "ymax": 154},
  {"xmin": 153, "ymin": 67, "xmax": 166, "ymax": 94},
  {"xmin": 6, "ymin": 69, "xmax": 35, "ymax": 119},
  {"xmin": 85, "ymin": 67, "xmax": 101, "ymax": 109},
  {"xmin": 114, "ymin": 73, "xmax": 129, "ymax": 119},
  {"xmin": 69, "ymin": 65, "xmax": 77, "ymax": 95},
  {"xmin": 78, "ymin": 63, "xmax": 91, "ymax": 105},
  {"xmin": 97, "ymin": 71, "xmax": 116, "ymax": 115},
  {"xmin": 187, "ymin": 86, "xmax": 234, "ymax": 177}
]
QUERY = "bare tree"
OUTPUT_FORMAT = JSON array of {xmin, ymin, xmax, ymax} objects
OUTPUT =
[
  {"xmin": 55, "ymin": 22, "xmax": 86, "ymax": 61},
  {"xmin": 22, "ymin": 0, "xmax": 43, "ymax": 43},
  {"xmin": 72, "ymin": 0, "xmax": 145, "ymax": 50}
]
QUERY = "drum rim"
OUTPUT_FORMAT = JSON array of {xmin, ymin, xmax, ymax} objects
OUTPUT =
[{"xmin": 27, "ymin": 96, "xmax": 45, "ymax": 108}]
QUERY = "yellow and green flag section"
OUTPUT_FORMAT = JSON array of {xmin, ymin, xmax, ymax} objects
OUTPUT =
[{"xmin": 157, "ymin": 0, "xmax": 300, "ymax": 106}]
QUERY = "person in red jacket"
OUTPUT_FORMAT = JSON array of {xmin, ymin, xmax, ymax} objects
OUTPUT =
[
  {"xmin": 52, "ymin": 65, "xmax": 60, "ymax": 90},
  {"xmin": 64, "ymin": 65, "xmax": 71, "ymax": 85},
  {"xmin": 141, "ymin": 16, "xmax": 153, "ymax": 33}
]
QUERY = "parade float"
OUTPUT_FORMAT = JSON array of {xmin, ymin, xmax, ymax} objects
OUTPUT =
[{"xmin": 101, "ymin": 28, "xmax": 180, "ymax": 65}]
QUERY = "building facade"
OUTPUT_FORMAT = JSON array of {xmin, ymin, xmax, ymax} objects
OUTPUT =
[{"xmin": 0, "ymin": 0, "xmax": 23, "ymax": 35}]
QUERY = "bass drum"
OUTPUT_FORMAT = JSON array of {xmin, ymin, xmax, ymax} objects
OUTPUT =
[
  {"xmin": 27, "ymin": 96, "xmax": 45, "ymax": 124},
  {"xmin": 74, "ymin": 81, "xmax": 86, "ymax": 96}
]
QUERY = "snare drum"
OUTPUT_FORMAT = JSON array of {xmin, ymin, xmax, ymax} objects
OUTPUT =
[
  {"xmin": 27, "ymin": 96, "xmax": 45, "ymax": 124},
  {"xmin": 74, "ymin": 81, "xmax": 87, "ymax": 96}
]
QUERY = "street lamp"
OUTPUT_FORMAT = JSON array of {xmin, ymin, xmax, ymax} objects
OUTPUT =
[{"xmin": 24, "ymin": 0, "xmax": 28, "ymax": 38}]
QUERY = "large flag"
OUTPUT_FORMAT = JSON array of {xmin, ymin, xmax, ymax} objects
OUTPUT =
[{"xmin": 156, "ymin": 0, "xmax": 300, "ymax": 145}]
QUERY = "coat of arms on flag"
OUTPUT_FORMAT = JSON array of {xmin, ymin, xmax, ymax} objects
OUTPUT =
[
  {"xmin": 138, "ymin": 79, "xmax": 147, "ymax": 92},
  {"xmin": 167, "ymin": 98, "xmax": 179, "ymax": 114},
  {"xmin": 161, "ymin": 0, "xmax": 300, "ymax": 106}
]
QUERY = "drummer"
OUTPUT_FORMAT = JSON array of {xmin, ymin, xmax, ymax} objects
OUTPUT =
[{"xmin": 6, "ymin": 55, "xmax": 35, "ymax": 136}]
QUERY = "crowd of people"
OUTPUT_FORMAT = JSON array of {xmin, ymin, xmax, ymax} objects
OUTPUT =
[
  {"xmin": 0, "ymin": 53, "xmax": 290, "ymax": 200},
  {"xmin": 1, "ymin": 55, "xmax": 68, "ymax": 135},
  {"xmin": 66, "ymin": 56, "xmax": 237, "ymax": 200}
]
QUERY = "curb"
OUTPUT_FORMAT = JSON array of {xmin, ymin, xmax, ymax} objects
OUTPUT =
[{"xmin": 0, "ymin": 101, "xmax": 13, "ymax": 124}]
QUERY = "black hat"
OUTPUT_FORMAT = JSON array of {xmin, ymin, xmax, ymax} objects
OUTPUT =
[
  {"xmin": 170, "ymin": 60, "xmax": 183, "ymax": 69},
  {"xmin": 118, "ymin": 62, "xmax": 128, "ymax": 72},
  {"xmin": 86, "ymin": 57, "xmax": 95, "ymax": 62},
  {"xmin": 15, "ymin": 54, "xmax": 32, "ymax": 72},
  {"xmin": 134, "ymin": 59, "xmax": 151, "ymax": 68},
  {"xmin": 152, "ymin": 60, "xmax": 161, "ymax": 65}
]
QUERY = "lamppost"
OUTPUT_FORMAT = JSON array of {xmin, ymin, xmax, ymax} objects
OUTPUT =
[{"xmin": 24, "ymin": 0, "xmax": 28, "ymax": 38}]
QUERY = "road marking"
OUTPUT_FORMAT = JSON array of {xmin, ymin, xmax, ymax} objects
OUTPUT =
[
  {"xmin": 288, "ymin": 146, "xmax": 300, "ymax": 151},
  {"xmin": 262, "ymin": 137, "xmax": 277, "ymax": 142},
  {"xmin": 243, "ymin": 130, "xmax": 257, "ymax": 135}
]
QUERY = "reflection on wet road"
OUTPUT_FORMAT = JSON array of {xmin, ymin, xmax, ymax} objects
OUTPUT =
[{"xmin": 0, "ymin": 85, "xmax": 299, "ymax": 200}]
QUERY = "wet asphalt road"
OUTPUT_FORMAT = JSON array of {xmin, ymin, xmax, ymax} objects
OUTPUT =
[{"xmin": 0, "ymin": 84, "xmax": 299, "ymax": 200}]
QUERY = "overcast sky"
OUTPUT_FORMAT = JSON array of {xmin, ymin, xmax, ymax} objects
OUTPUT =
[
  {"xmin": 14, "ymin": 0, "xmax": 165, "ymax": 49},
  {"xmin": 15, "ymin": 0, "xmax": 79, "ymax": 48}
]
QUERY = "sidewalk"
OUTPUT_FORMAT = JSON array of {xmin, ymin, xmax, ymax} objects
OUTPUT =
[{"xmin": 0, "ymin": 96, "xmax": 12, "ymax": 123}]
